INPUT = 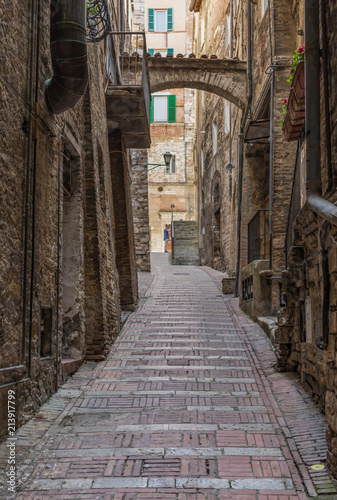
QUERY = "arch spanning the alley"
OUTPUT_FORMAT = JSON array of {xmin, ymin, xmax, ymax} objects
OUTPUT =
[{"xmin": 147, "ymin": 56, "xmax": 247, "ymax": 109}]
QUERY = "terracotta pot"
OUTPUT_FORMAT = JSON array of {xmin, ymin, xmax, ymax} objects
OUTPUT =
[
  {"xmin": 292, "ymin": 60, "xmax": 305, "ymax": 101},
  {"xmin": 282, "ymin": 113, "xmax": 304, "ymax": 142}
]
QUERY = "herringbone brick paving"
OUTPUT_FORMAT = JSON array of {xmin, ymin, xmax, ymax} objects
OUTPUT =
[{"xmin": 0, "ymin": 253, "xmax": 336, "ymax": 499}]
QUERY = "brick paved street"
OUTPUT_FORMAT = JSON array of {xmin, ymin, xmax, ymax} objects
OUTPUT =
[{"xmin": 1, "ymin": 254, "xmax": 336, "ymax": 499}]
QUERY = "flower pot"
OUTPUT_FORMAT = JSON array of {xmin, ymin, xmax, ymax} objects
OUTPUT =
[
  {"xmin": 287, "ymin": 88, "xmax": 305, "ymax": 122},
  {"xmin": 282, "ymin": 113, "xmax": 304, "ymax": 142},
  {"xmin": 292, "ymin": 60, "xmax": 305, "ymax": 101}
]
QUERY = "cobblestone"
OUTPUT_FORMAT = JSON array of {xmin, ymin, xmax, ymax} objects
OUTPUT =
[{"xmin": 0, "ymin": 254, "xmax": 336, "ymax": 499}]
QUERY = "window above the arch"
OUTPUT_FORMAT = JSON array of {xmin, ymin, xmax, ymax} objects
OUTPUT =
[
  {"xmin": 212, "ymin": 118, "xmax": 218, "ymax": 156},
  {"xmin": 148, "ymin": 9, "xmax": 173, "ymax": 32},
  {"xmin": 261, "ymin": 0, "xmax": 269, "ymax": 19}
]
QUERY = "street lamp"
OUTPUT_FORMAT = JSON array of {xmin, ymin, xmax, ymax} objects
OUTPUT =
[
  {"xmin": 163, "ymin": 152, "xmax": 172, "ymax": 166},
  {"xmin": 148, "ymin": 152, "xmax": 172, "ymax": 170}
]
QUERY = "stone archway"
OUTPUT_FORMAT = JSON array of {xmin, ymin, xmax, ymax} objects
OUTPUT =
[{"xmin": 148, "ymin": 57, "xmax": 247, "ymax": 109}]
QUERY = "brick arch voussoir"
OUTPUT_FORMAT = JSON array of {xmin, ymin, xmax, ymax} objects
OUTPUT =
[{"xmin": 150, "ymin": 79, "xmax": 245, "ymax": 109}]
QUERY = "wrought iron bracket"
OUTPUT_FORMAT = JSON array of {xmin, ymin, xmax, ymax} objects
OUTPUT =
[{"xmin": 86, "ymin": 0, "xmax": 110, "ymax": 42}]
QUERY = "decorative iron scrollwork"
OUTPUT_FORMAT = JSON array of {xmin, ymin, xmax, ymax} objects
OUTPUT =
[{"xmin": 86, "ymin": 0, "xmax": 110, "ymax": 43}]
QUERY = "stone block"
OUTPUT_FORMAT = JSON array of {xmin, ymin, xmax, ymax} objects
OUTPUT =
[{"xmin": 222, "ymin": 278, "xmax": 236, "ymax": 294}]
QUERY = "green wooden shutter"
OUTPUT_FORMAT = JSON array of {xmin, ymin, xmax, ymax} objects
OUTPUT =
[
  {"xmin": 167, "ymin": 8, "xmax": 173, "ymax": 31},
  {"xmin": 150, "ymin": 97, "xmax": 154, "ymax": 123},
  {"xmin": 148, "ymin": 48, "xmax": 155, "ymax": 57},
  {"xmin": 167, "ymin": 48, "xmax": 174, "ymax": 55},
  {"xmin": 148, "ymin": 8, "xmax": 154, "ymax": 31},
  {"xmin": 168, "ymin": 95, "xmax": 176, "ymax": 122}
]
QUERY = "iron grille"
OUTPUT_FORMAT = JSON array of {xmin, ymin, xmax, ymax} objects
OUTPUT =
[
  {"xmin": 242, "ymin": 275, "xmax": 253, "ymax": 302},
  {"xmin": 247, "ymin": 209, "xmax": 269, "ymax": 264},
  {"xmin": 86, "ymin": 0, "xmax": 110, "ymax": 42}
]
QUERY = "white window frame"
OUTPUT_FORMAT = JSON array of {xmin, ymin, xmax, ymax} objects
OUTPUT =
[
  {"xmin": 261, "ymin": 0, "xmax": 269, "ymax": 19},
  {"xmin": 155, "ymin": 9, "xmax": 167, "ymax": 32},
  {"xmin": 224, "ymin": 101, "xmax": 230, "ymax": 135},
  {"xmin": 200, "ymin": 18, "xmax": 205, "ymax": 48},
  {"xmin": 212, "ymin": 119, "xmax": 218, "ymax": 156},
  {"xmin": 225, "ymin": 9, "xmax": 231, "ymax": 50},
  {"xmin": 153, "ymin": 95, "xmax": 168, "ymax": 122},
  {"xmin": 155, "ymin": 50, "xmax": 168, "ymax": 57},
  {"xmin": 166, "ymin": 154, "xmax": 176, "ymax": 174}
]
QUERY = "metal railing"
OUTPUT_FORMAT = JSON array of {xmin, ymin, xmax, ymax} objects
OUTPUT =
[
  {"xmin": 106, "ymin": 32, "xmax": 151, "ymax": 126},
  {"xmin": 242, "ymin": 275, "xmax": 253, "ymax": 302},
  {"xmin": 285, "ymin": 142, "xmax": 301, "ymax": 267},
  {"xmin": 248, "ymin": 209, "xmax": 269, "ymax": 264}
]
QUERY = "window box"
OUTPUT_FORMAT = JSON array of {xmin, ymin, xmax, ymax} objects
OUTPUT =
[{"xmin": 282, "ymin": 61, "xmax": 305, "ymax": 142}]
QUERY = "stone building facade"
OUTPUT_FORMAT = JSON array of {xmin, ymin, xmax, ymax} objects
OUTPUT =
[
  {"xmin": 0, "ymin": 0, "xmax": 148, "ymax": 438},
  {"xmin": 272, "ymin": 0, "xmax": 337, "ymax": 477},
  {"xmin": 146, "ymin": 0, "xmax": 197, "ymax": 253},
  {"xmin": 192, "ymin": 0, "xmax": 337, "ymax": 478}
]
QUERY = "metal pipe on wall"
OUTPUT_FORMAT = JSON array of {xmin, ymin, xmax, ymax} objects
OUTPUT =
[
  {"xmin": 235, "ymin": 0, "xmax": 253, "ymax": 296},
  {"xmin": 22, "ymin": 0, "xmax": 39, "ymax": 367},
  {"xmin": 304, "ymin": 0, "xmax": 321, "ymax": 193},
  {"xmin": 45, "ymin": 0, "xmax": 89, "ymax": 114}
]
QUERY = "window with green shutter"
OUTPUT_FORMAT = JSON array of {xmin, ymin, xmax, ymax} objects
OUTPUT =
[
  {"xmin": 167, "ymin": 48, "xmax": 174, "ymax": 56},
  {"xmin": 167, "ymin": 8, "xmax": 173, "ymax": 31},
  {"xmin": 148, "ymin": 48, "xmax": 155, "ymax": 57},
  {"xmin": 150, "ymin": 98, "xmax": 154, "ymax": 123},
  {"xmin": 168, "ymin": 95, "xmax": 176, "ymax": 122},
  {"xmin": 148, "ymin": 8, "xmax": 154, "ymax": 31}
]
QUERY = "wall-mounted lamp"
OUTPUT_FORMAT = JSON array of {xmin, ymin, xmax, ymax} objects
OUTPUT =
[{"xmin": 148, "ymin": 152, "xmax": 172, "ymax": 170}]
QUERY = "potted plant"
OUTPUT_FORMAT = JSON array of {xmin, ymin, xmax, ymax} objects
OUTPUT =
[{"xmin": 281, "ymin": 46, "xmax": 305, "ymax": 142}]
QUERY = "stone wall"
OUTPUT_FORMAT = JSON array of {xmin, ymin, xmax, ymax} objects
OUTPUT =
[
  {"xmin": 172, "ymin": 221, "xmax": 199, "ymax": 265},
  {"xmin": 131, "ymin": 150, "xmax": 151, "ymax": 272},
  {"xmin": 274, "ymin": 0, "xmax": 337, "ymax": 479},
  {"xmin": 0, "ymin": 0, "xmax": 135, "ymax": 439}
]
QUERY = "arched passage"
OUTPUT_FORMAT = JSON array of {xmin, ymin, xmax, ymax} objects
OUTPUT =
[{"xmin": 148, "ymin": 57, "xmax": 247, "ymax": 109}]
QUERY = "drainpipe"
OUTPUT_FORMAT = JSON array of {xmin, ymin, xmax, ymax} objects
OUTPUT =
[
  {"xmin": 316, "ymin": 220, "xmax": 330, "ymax": 350},
  {"xmin": 305, "ymin": 0, "xmax": 337, "ymax": 227},
  {"xmin": 235, "ymin": 0, "xmax": 252, "ymax": 296},
  {"xmin": 45, "ymin": 0, "xmax": 89, "ymax": 114},
  {"xmin": 234, "ymin": 130, "xmax": 244, "ymax": 297},
  {"xmin": 269, "ymin": 70, "xmax": 274, "ymax": 271},
  {"xmin": 320, "ymin": 0, "xmax": 333, "ymax": 195},
  {"xmin": 305, "ymin": 0, "xmax": 321, "ymax": 195}
]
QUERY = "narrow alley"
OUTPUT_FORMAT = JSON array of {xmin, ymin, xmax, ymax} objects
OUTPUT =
[{"xmin": 1, "ymin": 255, "xmax": 336, "ymax": 499}]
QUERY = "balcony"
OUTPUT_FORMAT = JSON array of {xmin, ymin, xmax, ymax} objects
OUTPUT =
[
  {"xmin": 248, "ymin": 209, "xmax": 269, "ymax": 264},
  {"xmin": 105, "ymin": 32, "xmax": 151, "ymax": 148}
]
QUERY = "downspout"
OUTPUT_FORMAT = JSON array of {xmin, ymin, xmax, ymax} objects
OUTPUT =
[
  {"xmin": 28, "ymin": 0, "xmax": 42, "ymax": 378},
  {"xmin": 268, "ymin": 0, "xmax": 274, "ymax": 271},
  {"xmin": 234, "ymin": 130, "xmax": 244, "ymax": 297},
  {"xmin": 22, "ymin": 0, "xmax": 38, "ymax": 367},
  {"xmin": 320, "ymin": 0, "xmax": 333, "ymax": 195},
  {"xmin": 316, "ymin": 220, "xmax": 330, "ymax": 350},
  {"xmin": 45, "ymin": 0, "xmax": 89, "ymax": 114},
  {"xmin": 235, "ymin": 0, "xmax": 252, "ymax": 296}
]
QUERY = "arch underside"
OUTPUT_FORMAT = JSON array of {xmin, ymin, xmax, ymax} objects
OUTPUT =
[{"xmin": 150, "ymin": 80, "xmax": 246, "ymax": 109}]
